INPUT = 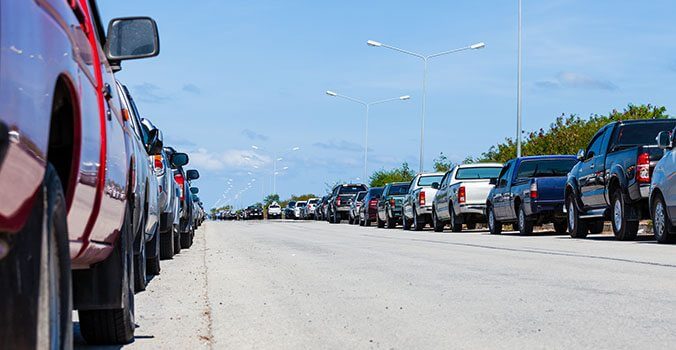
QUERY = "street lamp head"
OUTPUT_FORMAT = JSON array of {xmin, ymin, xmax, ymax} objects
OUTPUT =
[
  {"xmin": 326, "ymin": 90, "xmax": 337, "ymax": 97},
  {"xmin": 470, "ymin": 42, "xmax": 486, "ymax": 50},
  {"xmin": 367, "ymin": 40, "xmax": 382, "ymax": 47},
  {"xmin": 399, "ymin": 95, "xmax": 411, "ymax": 100},
  {"xmin": 251, "ymin": 145, "xmax": 259, "ymax": 150},
  {"xmin": 292, "ymin": 146, "xmax": 300, "ymax": 151}
]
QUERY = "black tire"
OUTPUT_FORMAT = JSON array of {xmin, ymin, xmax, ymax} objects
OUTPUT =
[
  {"xmin": 567, "ymin": 194, "xmax": 588, "ymax": 238},
  {"xmin": 364, "ymin": 218, "xmax": 371, "ymax": 227},
  {"xmin": 377, "ymin": 214, "xmax": 385, "ymax": 228},
  {"xmin": 652, "ymin": 194, "xmax": 675, "ymax": 243},
  {"xmin": 386, "ymin": 212, "xmax": 397, "ymax": 229},
  {"xmin": 432, "ymin": 209, "xmax": 444, "ymax": 232},
  {"xmin": 610, "ymin": 189, "xmax": 639, "ymax": 241},
  {"xmin": 348, "ymin": 215, "xmax": 354, "ymax": 225},
  {"xmin": 466, "ymin": 222, "xmax": 477, "ymax": 230},
  {"xmin": 413, "ymin": 209, "xmax": 425, "ymax": 231},
  {"xmin": 133, "ymin": 214, "xmax": 147, "ymax": 293},
  {"xmin": 402, "ymin": 213, "xmax": 412, "ymax": 230},
  {"xmin": 172, "ymin": 225, "xmax": 181, "ymax": 255},
  {"xmin": 0, "ymin": 164, "xmax": 72, "ymax": 350},
  {"xmin": 553, "ymin": 220, "xmax": 568, "ymax": 234},
  {"xmin": 517, "ymin": 205, "xmax": 534, "ymax": 236},
  {"xmin": 587, "ymin": 221, "xmax": 605, "ymax": 235},
  {"xmin": 180, "ymin": 228, "xmax": 192, "ymax": 249},
  {"xmin": 146, "ymin": 227, "xmax": 161, "ymax": 276},
  {"xmin": 487, "ymin": 205, "xmax": 502, "ymax": 235},
  {"xmin": 79, "ymin": 199, "xmax": 136, "ymax": 344},
  {"xmin": 450, "ymin": 207, "xmax": 462, "ymax": 232},
  {"xmin": 160, "ymin": 225, "xmax": 175, "ymax": 260}
]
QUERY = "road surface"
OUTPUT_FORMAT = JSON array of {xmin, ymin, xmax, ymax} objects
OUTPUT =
[{"xmin": 75, "ymin": 220, "xmax": 676, "ymax": 349}]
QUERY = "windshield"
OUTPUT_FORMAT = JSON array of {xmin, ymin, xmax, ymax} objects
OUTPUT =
[
  {"xmin": 297, "ymin": 202, "xmax": 307, "ymax": 207},
  {"xmin": 455, "ymin": 166, "xmax": 502, "ymax": 180},
  {"xmin": 356, "ymin": 192, "xmax": 366, "ymax": 201},
  {"xmin": 338, "ymin": 185, "xmax": 367, "ymax": 194},
  {"xmin": 418, "ymin": 175, "xmax": 443, "ymax": 187},
  {"xmin": 308, "ymin": 199, "xmax": 318, "ymax": 204},
  {"xmin": 368, "ymin": 188, "xmax": 384, "ymax": 198},
  {"xmin": 388, "ymin": 184, "xmax": 410, "ymax": 195},
  {"xmin": 516, "ymin": 159, "xmax": 577, "ymax": 179},
  {"xmin": 615, "ymin": 121, "xmax": 676, "ymax": 147}
]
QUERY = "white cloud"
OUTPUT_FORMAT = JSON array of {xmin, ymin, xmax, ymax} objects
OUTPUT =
[{"xmin": 188, "ymin": 148, "xmax": 271, "ymax": 171}]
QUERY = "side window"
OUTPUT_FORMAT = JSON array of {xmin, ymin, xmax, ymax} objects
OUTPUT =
[
  {"xmin": 586, "ymin": 128, "xmax": 606, "ymax": 159},
  {"xmin": 497, "ymin": 161, "xmax": 512, "ymax": 187}
]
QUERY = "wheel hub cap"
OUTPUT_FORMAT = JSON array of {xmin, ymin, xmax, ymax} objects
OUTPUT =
[
  {"xmin": 614, "ymin": 198, "xmax": 623, "ymax": 230},
  {"xmin": 655, "ymin": 202, "xmax": 666, "ymax": 236},
  {"xmin": 568, "ymin": 202, "xmax": 575, "ymax": 228}
]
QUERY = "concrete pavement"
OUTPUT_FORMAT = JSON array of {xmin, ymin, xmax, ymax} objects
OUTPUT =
[{"xmin": 76, "ymin": 220, "xmax": 676, "ymax": 349}]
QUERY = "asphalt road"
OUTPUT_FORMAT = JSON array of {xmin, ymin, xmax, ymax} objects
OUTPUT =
[{"xmin": 75, "ymin": 220, "xmax": 676, "ymax": 349}]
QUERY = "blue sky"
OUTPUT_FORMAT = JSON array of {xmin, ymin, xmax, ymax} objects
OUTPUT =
[{"xmin": 100, "ymin": 0, "xmax": 676, "ymax": 209}]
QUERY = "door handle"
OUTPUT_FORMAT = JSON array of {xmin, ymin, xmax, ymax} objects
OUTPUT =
[{"xmin": 590, "ymin": 164, "xmax": 595, "ymax": 169}]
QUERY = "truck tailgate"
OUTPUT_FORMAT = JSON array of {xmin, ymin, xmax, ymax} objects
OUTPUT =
[
  {"xmin": 533, "ymin": 177, "xmax": 567, "ymax": 201},
  {"xmin": 463, "ymin": 180, "xmax": 494, "ymax": 205}
]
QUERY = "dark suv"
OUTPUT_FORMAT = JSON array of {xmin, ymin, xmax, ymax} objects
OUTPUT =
[{"xmin": 327, "ymin": 184, "xmax": 368, "ymax": 223}]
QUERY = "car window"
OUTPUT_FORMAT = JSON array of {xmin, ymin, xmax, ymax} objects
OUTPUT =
[
  {"xmin": 515, "ymin": 159, "xmax": 577, "ymax": 179},
  {"xmin": 497, "ymin": 161, "xmax": 512, "ymax": 187},
  {"xmin": 388, "ymin": 184, "xmax": 410, "ymax": 195},
  {"xmin": 455, "ymin": 167, "xmax": 502, "ymax": 180},
  {"xmin": 368, "ymin": 188, "xmax": 384, "ymax": 198},
  {"xmin": 611, "ymin": 121, "xmax": 676, "ymax": 150},
  {"xmin": 338, "ymin": 185, "xmax": 368, "ymax": 194},
  {"xmin": 586, "ymin": 128, "xmax": 606, "ymax": 159},
  {"xmin": 418, "ymin": 175, "xmax": 444, "ymax": 187},
  {"xmin": 356, "ymin": 192, "xmax": 367, "ymax": 201}
]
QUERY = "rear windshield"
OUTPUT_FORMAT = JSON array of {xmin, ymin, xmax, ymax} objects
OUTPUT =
[
  {"xmin": 388, "ymin": 184, "xmax": 410, "ymax": 195},
  {"xmin": 418, "ymin": 175, "xmax": 443, "ymax": 187},
  {"xmin": 288, "ymin": 201, "xmax": 296, "ymax": 207},
  {"xmin": 297, "ymin": 202, "xmax": 307, "ymax": 207},
  {"xmin": 356, "ymin": 192, "xmax": 367, "ymax": 201},
  {"xmin": 455, "ymin": 167, "xmax": 502, "ymax": 180},
  {"xmin": 269, "ymin": 204, "xmax": 280, "ymax": 208},
  {"xmin": 308, "ymin": 199, "xmax": 318, "ymax": 204},
  {"xmin": 368, "ymin": 188, "xmax": 384, "ymax": 198},
  {"xmin": 516, "ymin": 159, "xmax": 577, "ymax": 179},
  {"xmin": 338, "ymin": 185, "xmax": 367, "ymax": 194},
  {"xmin": 615, "ymin": 121, "xmax": 676, "ymax": 147}
]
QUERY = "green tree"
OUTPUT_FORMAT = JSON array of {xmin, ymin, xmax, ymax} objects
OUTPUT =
[
  {"xmin": 369, "ymin": 162, "xmax": 415, "ymax": 187},
  {"xmin": 478, "ymin": 104, "xmax": 669, "ymax": 163},
  {"xmin": 263, "ymin": 194, "xmax": 280, "ymax": 206},
  {"xmin": 280, "ymin": 193, "xmax": 317, "ymax": 207},
  {"xmin": 433, "ymin": 152, "xmax": 454, "ymax": 172}
]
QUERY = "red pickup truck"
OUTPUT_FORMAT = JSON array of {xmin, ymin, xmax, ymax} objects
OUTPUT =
[{"xmin": 0, "ymin": 0, "xmax": 159, "ymax": 347}]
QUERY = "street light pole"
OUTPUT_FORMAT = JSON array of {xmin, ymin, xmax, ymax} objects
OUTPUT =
[
  {"xmin": 516, "ymin": 0, "xmax": 523, "ymax": 157},
  {"xmin": 326, "ymin": 91, "xmax": 410, "ymax": 181},
  {"xmin": 367, "ymin": 40, "xmax": 485, "ymax": 172}
]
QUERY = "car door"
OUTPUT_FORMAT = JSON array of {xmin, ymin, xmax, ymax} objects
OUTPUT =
[
  {"xmin": 404, "ymin": 177, "xmax": 416, "ymax": 218},
  {"xmin": 378, "ymin": 184, "xmax": 390, "ymax": 220},
  {"xmin": 493, "ymin": 161, "xmax": 513, "ymax": 219},
  {"xmin": 665, "ymin": 144, "xmax": 676, "ymax": 225},
  {"xmin": 436, "ymin": 169, "xmax": 453, "ymax": 220},
  {"xmin": 578, "ymin": 127, "xmax": 607, "ymax": 209}
]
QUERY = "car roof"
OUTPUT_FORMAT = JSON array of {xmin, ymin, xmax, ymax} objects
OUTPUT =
[
  {"xmin": 418, "ymin": 172, "xmax": 445, "ymax": 176},
  {"xmin": 457, "ymin": 162, "xmax": 503, "ymax": 168},
  {"xmin": 516, "ymin": 155, "xmax": 577, "ymax": 161}
]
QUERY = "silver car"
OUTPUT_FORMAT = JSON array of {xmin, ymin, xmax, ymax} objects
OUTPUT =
[{"xmin": 650, "ymin": 128, "xmax": 676, "ymax": 243}]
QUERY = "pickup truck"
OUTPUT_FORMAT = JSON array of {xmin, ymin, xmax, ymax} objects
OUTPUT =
[
  {"xmin": 268, "ymin": 202, "xmax": 282, "ymax": 219},
  {"xmin": 486, "ymin": 156, "xmax": 578, "ymax": 235},
  {"xmin": 0, "ymin": 1, "xmax": 160, "ymax": 347},
  {"xmin": 328, "ymin": 183, "xmax": 368, "ymax": 223},
  {"xmin": 432, "ymin": 163, "xmax": 503, "ymax": 232},
  {"xmin": 566, "ymin": 119, "xmax": 676, "ymax": 240},
  {"xmin": 650, "ymin": 128, "xmax": 676, "ymax": 243},
  {"xmin": 377, "ymin": 182, "xmax": 411, "ymax": 228},
  {"xmin": 402, "ymin": 172, "xmax": 445, "ymax": 231}
]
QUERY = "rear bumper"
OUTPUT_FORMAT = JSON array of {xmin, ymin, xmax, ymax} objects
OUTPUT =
[
  {"xmin": 417, "ymin": 205, "xmax": 433, "ymax": 215},
  {"xmin": 457, "ymin": 204, "xmax": 486, "ymax": 216}
]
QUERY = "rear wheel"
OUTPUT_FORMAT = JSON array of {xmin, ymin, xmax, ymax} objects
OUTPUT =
[
  {"xmin": 172, "ymin": 225, "xmax": 181, "ymax": 255},
  {"xmin": 652, "ymin": 194, "xmax": 675, "ymax": 243},
  {"xmin": 553, "ymin": 220, "xmax": 568, "ymax": 234},
  {"xmin": 567, "ymin": 194, "xmax": 588, "ymax": 238},
  {"xmin": 402, "ymin": 213, "xmax": 412, "ymax": 230},
  {"xmin": 432, "ymin": 209, "xmax": 444, "ymax": 232},
  {"xmin": 611, "ymin": 189, "xmax": 639, "ymax": 241},
  {"xmin": 487, "ymin": 206, "xmax": 502, "ymax": 235},
  {"xmin": 386, "ymin": 212, "xmax": 397, "ymax": 229},
  {"xmin": 79, "ymin": 200, "xmax": 135, "ymax": 344},
  {"xmin": 377, "ymin": 213, "xmax": 385, "ymax": 228},
  {"xmin": 450, "ymin": 207, "xmax": 462, "ymax": 232},
  {"xmin": 587, "ymin": 221, "xmax": 605, "ymax": 235},
  {"xmin": 133, "ymin": 214, "xmax": 147, "ymax": 293},
  {"xmin": 146, "ymin": 226, "xmax": 161, "ymax": 276},
  {"xmin": 517, "ymin": 206, "xmax": 534, "ymax": 236},
  {"xmin": 160, "ymin": 224, "xmax": 175, "ymax": 260}
]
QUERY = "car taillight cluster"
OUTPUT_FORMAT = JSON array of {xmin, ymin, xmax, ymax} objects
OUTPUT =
[
  {"xmin": 369, "ymin": 199, "xmax": 378, "ymax": 208},
  {"xmin": 154, "ymin": 155, "xmax": 164, "ymax": 174},
  {"xmin": 390, "ymin": 198, "xmax": 395, "ymax": 207},
  {"xmin": 336, "ymin": 197, "xmax": 342, "ymax": 206},
  {"xmin": 419, "ymin": 191, "xmax": 426, "ymax": 206},
  {"xmin": 174, "ymin": 173, "xmax": 185, "ymax": 200},
  {"xmin": 530, "ymin": 181, "xmax": 538, "ymax": 199},
  {"xmin": 458, "ymin": 186, "xmax": 466, "ymax": 204},
  {"xmin": 636, "ymin": 152, "xmax": 651, "ymax": 183}
]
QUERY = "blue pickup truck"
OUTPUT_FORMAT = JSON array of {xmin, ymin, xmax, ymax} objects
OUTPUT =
[{"xmin": 486, "ymin": 155, "xmax": 578, "ymax": 235}]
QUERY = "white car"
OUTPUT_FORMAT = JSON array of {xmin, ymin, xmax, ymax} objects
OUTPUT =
[
  {"xmin": 402, "ymin": 172, "xmax": 445, "ymax": 231},
  {"xmin": 650, "ymin": 128, "xmax": 676, "ymax": 243},
  {"xmin": 267, "ymin": 201, "xmax": 282, "ymax": 219},
  {"xmin": 432, "ymin": 163, "xmax": 503, "ymax": 232},
  {"xmin": 294, "ymin": 201, "xmax": 307, "ymax": 220},
  {"xmin": 305, "ymin": 198, "xmax": 320, "ymax": 219}
]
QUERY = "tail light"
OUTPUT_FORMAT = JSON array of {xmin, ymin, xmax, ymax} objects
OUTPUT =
[
  {"xmin": 153, "ymin": 155, "xmax": 164, "ymax": 174},
  {"xmin": 458, "ymin": 186, "xmax": 466, "ymax": 204},
  {"xmin": 174, "ymin": 173, "xmax": 185, "ymax": 201},
  {"xmin": 369, "ymin": 199, "xmax": 378, "ymax": 208},
  {"xmin": 390, "ymin": 198, "xmax": 395, "ymax": 207},
  {"xmin": 530, "ymin": 180, "xmax": 538, "ymax": 199},
  {"xmin": 637, "ymin": 152, "xmax": 651, "ymax": 183},
  {"xmin": 419, "ymin": 191, "xmax": 426, "ymax": 206},
  {"xmin": 336, "ymin": 197, "xmax": 342, "ymax": 206}
]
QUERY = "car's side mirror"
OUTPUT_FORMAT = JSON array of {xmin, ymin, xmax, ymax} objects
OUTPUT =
[
  {"xmin": 489, "ymin": 178, "xmax": 497, "ymax": 185},
  {"xmin": 576, "ymin": 149, "xmax": 586, "ymax": 161},
  {"xmin": 657, "ymin": 131, "xmax": 672, "ymax": 150},
  {"xmin": 106, "ymin": 17, "xmax": 160, "ymax": 61},
  {"xmin": 147, "ymin": 128, "xmax": 163, "ymax": 155},
  {"xmin": 190, "ymin": 187, "xmax": 199, "ymax": 194},
  {"xmin": 186, "ymin": 169, "xmax": 200, "ymax": 181},
  {"xmin": 171, "ymin": 152, "xmax": 189, "ymax": 168},
  {"xmin": 499, "ymin": 179, "xmax": 508, "ymax": 187},
  {"xmin": 431, "ymin": 182, "xmax": 439, "ymax": 190}
]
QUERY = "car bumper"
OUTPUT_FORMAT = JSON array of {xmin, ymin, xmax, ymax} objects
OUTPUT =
[
  {"xmin": 457, "ymin": 204, "xmax": 486, "ymax": 215},
  {"xmin": 417, "ymin": 205, "xmax": 433, "ymax": 215}
]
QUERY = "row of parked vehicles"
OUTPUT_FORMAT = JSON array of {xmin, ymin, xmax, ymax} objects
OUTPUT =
[
  {"xmin": 0, "ymin": 1, "xmax": 206, "ymax": 348},
  {"xmin": 301, "ymin": 119, "xmax": 675, "ymax": 243}
]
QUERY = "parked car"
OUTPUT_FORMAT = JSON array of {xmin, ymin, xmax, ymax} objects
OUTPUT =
[
  {"xmin": 348, "ymin": 191, "xmax": 368, "ymax": 225},
  {"xmin": 158, "ymin": 148, "xmax": 188, "ymax": 256},
  {"xmin": 246, "ymin": 205, "xmax": 264, "ymax": 220},
  {"xmin": 0, "ymin": 3, "xmax": 160, "ymax": 347},
  {"xmin": 316, "ymin": 196, "xmax": 329, "ymax": 221},
  {"xmin": 650, "ymin": 128, "xmax": 676, "ymax": 243},
  {"xmin": 565, "ymin": 119, "xmax": 676, "ymax": 240},
  {"xmin": 327, "ymin": 184, "xmax": 369, "ymax": 223},
  {"xmin": 117, "ymin": 82, "xmax": 163, "ymax": 291},
  {"xmin": 305, "ymin": 198, "xmax": 320, "ymax": 219},
  {"xmin": 268, "ymin": 202, "xmax": 282, "ymax": 219},
  {"xmin": 402, "ymin": 172, "xmax": 445, "ymax": 231},
  {"xmin": 294, "ymin": 201, "xmax": 308, "ymax": 219},
  {"xmin": 359, "ymin": 187, "xmax": 385, "ymax": 226},
  {"xmin": 377, "ymin": 182, "xmax": 411, "ymax": 228},
  {"xmin": 284, "ymin": 201, "xmax": 297, "ymax": 219},
  {"xmin": 486, "ymin": 156, "xmax": 578, "ymax": 235},
  {"xmin": 432, "ymin": 163, "xmax": 503, "ymax": 232}
]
